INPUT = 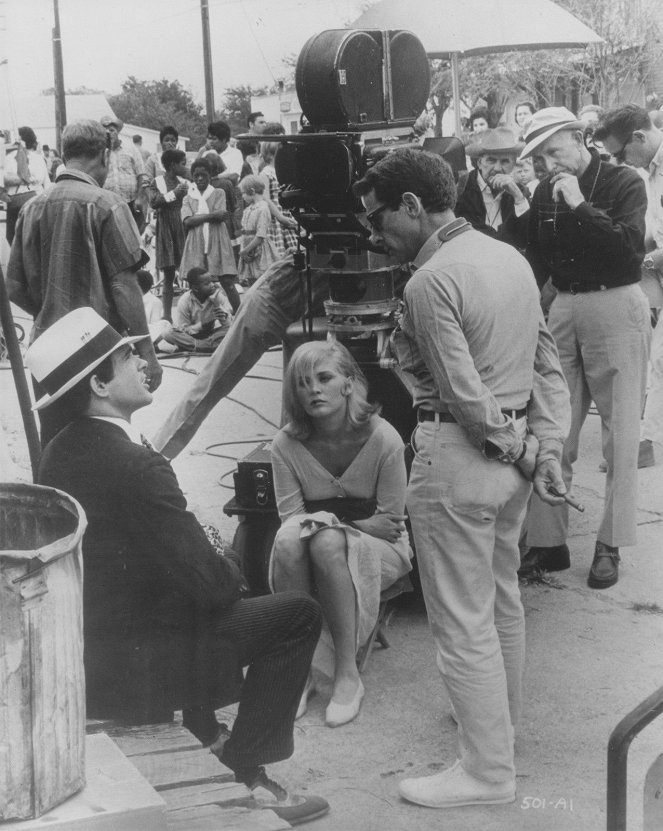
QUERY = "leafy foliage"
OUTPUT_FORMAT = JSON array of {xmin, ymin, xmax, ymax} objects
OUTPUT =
[
  {"xmin": 109, "ymin": 77, "xmax": 209, "ymax": 149},
  {"xmin": 428, "ymin": 0, "xmax": 660, "ymax": 134}
]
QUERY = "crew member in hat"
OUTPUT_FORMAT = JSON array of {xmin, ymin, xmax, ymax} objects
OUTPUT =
[
  {"xmin": 33, "ymin": 307, "xmax": 329, "ymax": 827},
  {"xmin": 456, "ymin": 126, "xmax": 530, "ymax": 249},
  {"xmin": 100, "ymin": 113, "xmax": 149, "ymax": 232},
  {"xmin": 519, "ymin": 107, "xmax": 651, "ymax": 589}
]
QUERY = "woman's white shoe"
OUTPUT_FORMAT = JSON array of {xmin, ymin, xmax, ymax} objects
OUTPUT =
[{"xmin": 325, "ymin": 680, "xmax": 365, "ymax": 727}]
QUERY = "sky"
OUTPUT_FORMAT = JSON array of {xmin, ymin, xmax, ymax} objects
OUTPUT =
[{"xmin": 1, "ymin": 0, "xmax": 369, "ymax": 110}]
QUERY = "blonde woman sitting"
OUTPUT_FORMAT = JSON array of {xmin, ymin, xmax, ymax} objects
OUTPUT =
[{"xmin": 270, "ymin": 341, "xmax": 412, "ymax": 727}]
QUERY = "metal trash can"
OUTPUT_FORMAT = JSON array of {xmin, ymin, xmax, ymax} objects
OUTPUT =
[{"xmin": 0, "ymin": 484, "xmax": 87, "ymax": 820}]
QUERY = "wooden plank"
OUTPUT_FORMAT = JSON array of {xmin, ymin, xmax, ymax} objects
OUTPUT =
[
  {"xmin": 130, "ymin": 748, "xmax": 232, "ymax": 789},
  {"xmin": 166, "ymin": 804, "xmax": 290, "ymax": 831},
  {"xmin": 160, "ymin": 780, "xmax": 250, "ymax": 810},
  {"xmin": 107, "ymin": 722, "xmax": 199, "ymax": 756}
]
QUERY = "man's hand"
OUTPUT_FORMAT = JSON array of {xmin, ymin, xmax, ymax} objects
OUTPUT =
[
  {"xmin": 353, "ymin": 512, "xmax": 407, "ymax": 543},
  {"xmin": 550, "ymin": 173, "xmax": 585, "ymax": 210},
  {"xmin": 135, "ymin": 342, "xmax": 163, "ymax": 392},
  {"xmin": 491, "ymin": 173, "xmax": 525, "ymax": 202},
  {"xmin": 213, "ymin": 307, "xmax": 228, "ymax": 323},
  {"xmin": 533, "ymin": 458, "xmax": 567, "ymax": 505},
  {"xmin": 515, "ymin": 433, "xmax": 539, "ymax": 481}
]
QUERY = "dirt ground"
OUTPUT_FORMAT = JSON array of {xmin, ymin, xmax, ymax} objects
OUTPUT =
[{"xmin": 2, "ymin": 295, "xmax": 663, "ymax": 831}]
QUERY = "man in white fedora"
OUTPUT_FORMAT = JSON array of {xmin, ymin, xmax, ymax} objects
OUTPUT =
[
  {"xmin": 456, "ymin": 126, "xmax": 529, "ymax": 249},
  {"xmin": 32, "ymin": 308, "xmax": 329, "ymax": 827},
  {"xmin": 519, "ymin": 107, "xmax": 651, "ymax": 588}
]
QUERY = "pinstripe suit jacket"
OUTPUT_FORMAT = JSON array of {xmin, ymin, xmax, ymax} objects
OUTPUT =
[{"xmin": 39, "ymin": 417, "xmax": 244, "ymax": 719}]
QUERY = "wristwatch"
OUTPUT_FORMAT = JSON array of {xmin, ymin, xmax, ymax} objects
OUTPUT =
[{"xmin": 643, "ymin": 255, "xmax": 657, "ymax": 270}]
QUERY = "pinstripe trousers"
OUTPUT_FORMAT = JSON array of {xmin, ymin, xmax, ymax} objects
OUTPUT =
[{"xmin": 183, "ymin": 591, "xmax": 321, "ymax": 770}]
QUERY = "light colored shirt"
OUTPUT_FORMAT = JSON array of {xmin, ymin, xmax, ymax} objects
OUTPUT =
[
  {"xmin": 104, "ymin": 142, "xmax": 146, "ymax": 202},
  {"xmin": 391, "ymin": 218, "xmax": 570, "ymax": 462},
  {"xmin": 477, "ymin": 172, "xmax": 529, "ymax": 231},
  {"xmin": 220, "ymin": 145, "xmax": 244, "ymax": 178},
  {"xmin": 646, "ymin": 139, "xmax": 663, "ymax": 250},
  {"xmin": 174, "ymin": 287, "xmax": 233, "ymax": 336},
  {"xmin": 3, "ymin": 148, "xmax": 51, "ymax": 195},
  {"xmin": 143, "ymin": 291, "xmax": 163, "ymax": 324}
]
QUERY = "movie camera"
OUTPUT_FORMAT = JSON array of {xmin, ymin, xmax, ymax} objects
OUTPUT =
[{"xmin": 254, "ymin": 29, "xmax": 464, "ymax": 372}]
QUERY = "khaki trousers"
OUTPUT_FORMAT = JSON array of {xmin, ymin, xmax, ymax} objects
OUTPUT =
[
  {"xmin": 528, "ymin": 285, "xmax": 651, "ymax": 548},
  {"xmin": 407, "ymin": 420, "xmax": 530, "ymax": 783}
]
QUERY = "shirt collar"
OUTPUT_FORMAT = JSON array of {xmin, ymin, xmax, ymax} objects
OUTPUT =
[
  {"xmin": 413, "ymin": 217, "xmax": 473, "ymax": 268},
  {"xmin": 90, "ymin": 416, "xmax": 142, "ymax": 445},
  {"xmin": 54, "ymin": 168, "xmax": 99, "ymax": 187}
]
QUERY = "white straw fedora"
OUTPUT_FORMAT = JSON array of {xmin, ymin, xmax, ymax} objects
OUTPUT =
[
  {"xmin": 519, "ymin": 107, "xmax": 586, "ymax": 160},
  {"xmin": 26, "ymin": 308, "xmax": 147, "ymax": 410}
]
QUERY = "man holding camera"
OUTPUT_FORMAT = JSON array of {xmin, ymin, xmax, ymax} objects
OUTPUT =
[
  {"xmin": 7, "ymin": 119, "xmax": 161, "ymax": 446},
  {"xmin": 353, "ymin": 149, "xmax": 570, "ymax": 808}
]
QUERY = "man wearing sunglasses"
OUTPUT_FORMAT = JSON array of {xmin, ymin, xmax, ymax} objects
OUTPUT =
[
  {"xmin": 519, "ymin": 107, "xmax": 650, "ymax": 590},
  {"xmin": 353, "ymin": 148, "xmax": 570, "ymax": 809},
  {"xmin": 594, "ymin": 106, "xmax": 663, "ymax": 472}
]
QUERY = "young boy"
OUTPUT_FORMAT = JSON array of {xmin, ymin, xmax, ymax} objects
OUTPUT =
[{"xmin": 163, "ymin": 267, "xmax": 233, "ymax": 353}]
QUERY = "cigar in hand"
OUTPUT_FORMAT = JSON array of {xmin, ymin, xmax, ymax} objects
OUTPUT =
[{"xmin": 547, "ymin": 486, "xmax": 584, "ymax": 513}]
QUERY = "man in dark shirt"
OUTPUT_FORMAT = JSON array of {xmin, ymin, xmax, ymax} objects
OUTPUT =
[
  {"xmin": 32, "ymin": 308, "xmax": 328, "ymax": 827},
  {"xmin": 520, "ymin": 107, "xmax": 651, "ymax": 588}
]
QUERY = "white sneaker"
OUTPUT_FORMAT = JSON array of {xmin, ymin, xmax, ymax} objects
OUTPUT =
[{"xmin": 399, "ymin": 760, "xmax": 515, "ymax": 808}]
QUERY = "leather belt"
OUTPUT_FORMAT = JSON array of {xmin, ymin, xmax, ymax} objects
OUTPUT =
[
  {"xmin": 418, "ymin": 407, "xmax": 527, "ymax": 423},
  {"xmin": 557, "ymin": 278, "xmax": 639, "ymax": 295}
]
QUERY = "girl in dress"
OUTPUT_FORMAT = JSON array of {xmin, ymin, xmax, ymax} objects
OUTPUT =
[
  {"xmin": 270, "ymin": 341, "xmax": 412, "ymax": 727},
  {"xmin": 237, "ymin": 175, "xmax": 278, "ymax": 287},
  {"xmin": 148, "ymin": 149, "xmax": 188, "ymax": 322},
  {"xmin": 259, "ymin": 141, "xmax": 298, "ymax": 257},
  {"xmin": 179, "ymin": 158, "xmax": 237, "ymax": 307}
]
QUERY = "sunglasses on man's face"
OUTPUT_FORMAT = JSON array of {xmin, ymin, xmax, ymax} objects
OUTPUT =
[{"xmin": 365, "ymin": 197, "xmax": 402, "ymax": 231}]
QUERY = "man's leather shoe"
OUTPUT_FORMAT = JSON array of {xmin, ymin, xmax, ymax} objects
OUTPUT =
[
  {"xmin": 588, "ymin": 541, "xmax": 620, "ymax": 589},
  {"xmin": 518, "ymin": 544, "xmax": 570, "ymax": 578}
]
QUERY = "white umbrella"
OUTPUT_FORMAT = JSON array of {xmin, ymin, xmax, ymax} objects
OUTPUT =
[{"xmin": 351, "ymin": 0, "xmax": 602, "ymax": 135}]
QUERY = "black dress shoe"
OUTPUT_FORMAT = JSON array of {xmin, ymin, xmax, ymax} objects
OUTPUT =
[
  {"xmin": 587, "ymin": 542, "xmax": 620, "ymax": 589},
  {"xmin": 518, "ymin": 544, "xmax": 570, "ymax": 578}
]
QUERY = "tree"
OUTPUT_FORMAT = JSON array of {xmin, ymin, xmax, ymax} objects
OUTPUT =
[
  {"xmin": 109, "ymin": 77, "xmax": 208, "ymax": 149},
  {"xmin": 428, "ymin": 0, "xmax": 659, "ymax": 133}
]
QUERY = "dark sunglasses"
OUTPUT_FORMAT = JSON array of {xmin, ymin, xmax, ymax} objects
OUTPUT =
[{"xmin": 365, "ymin": 197, "xmax": 402, "ymax": 231}]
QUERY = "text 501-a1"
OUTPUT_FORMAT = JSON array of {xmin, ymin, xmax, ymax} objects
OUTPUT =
[{"xmin": 521, "ymin": 797, "xmax": 573, "ymax": 810}]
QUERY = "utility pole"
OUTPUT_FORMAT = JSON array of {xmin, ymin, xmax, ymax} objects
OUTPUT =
[
  {"xmin": 52, "ymin": 0, "xmax": 67, "ymax": 155},
  {"xmin": 200, "ymin": 0, "xmax": 215, "ymax": 123}
]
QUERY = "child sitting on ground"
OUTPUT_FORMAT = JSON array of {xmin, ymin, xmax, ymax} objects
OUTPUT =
[
  {"xmin": 162, "ymin": 267, "xmax": 233, "ymax": 354},
  {"xmin": 180, "ymin": 158, "xmax": 239, "ymax": 312},
  {"xmin": 136, "ymin": 269, "xmax": 175, "ymax": 353},
  {"xmin": 237, "ymin": 175, "xmax": 278, "ymax": 288}
]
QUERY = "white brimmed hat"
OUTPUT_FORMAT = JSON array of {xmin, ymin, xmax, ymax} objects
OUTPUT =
[
  {"xmin": 519, "ymin": 107, "xmax": 586, "ymax": 160},
  {"xmin": 26, "ymin": 308, "xmax": 147, "ymax": 410}
]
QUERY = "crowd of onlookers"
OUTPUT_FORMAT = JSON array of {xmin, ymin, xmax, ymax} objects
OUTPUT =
[{"xmin": 1, "ymin": 111, "xmax": 299, "ymax": 355}]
